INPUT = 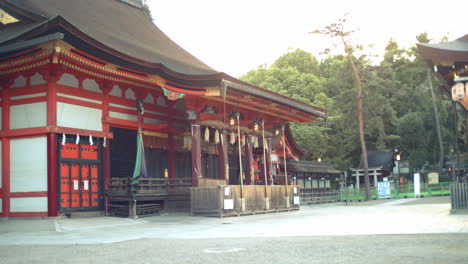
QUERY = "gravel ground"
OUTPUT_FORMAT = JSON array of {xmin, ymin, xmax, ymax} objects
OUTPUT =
[
  {"xmin": 1, "ymin": 197, "xmax": 467, "ymax": 264},
  {"xmin": 1, "ymin": 234, "xmax": 467, "ymax": 264}
]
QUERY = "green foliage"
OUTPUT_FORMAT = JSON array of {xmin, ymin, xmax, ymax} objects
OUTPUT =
[{"xmin": 239, "ymin": 35, "xmax": 459, "ymax": 173}]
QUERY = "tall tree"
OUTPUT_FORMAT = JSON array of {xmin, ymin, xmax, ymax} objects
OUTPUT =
[{"xmin": 311, "ymin": 16, "xmax": 371, "ymax": 200}]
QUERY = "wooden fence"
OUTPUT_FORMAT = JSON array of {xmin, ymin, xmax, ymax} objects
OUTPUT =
[
  {"xmin": 190, "ymin": 185, "xmax": 300, "ymax": 217},
  {"xmin": 300, "ymin": 188, "xmax": 340, "ymax": 204},
  {"xmin": 451, "ymin": 182, "xmax": 468, "ymax": 214}
]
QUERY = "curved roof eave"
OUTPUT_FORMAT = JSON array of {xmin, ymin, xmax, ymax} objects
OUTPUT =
[{"xmin": 417, "ymin": 35, "xmax": 468, "ymax": 64}]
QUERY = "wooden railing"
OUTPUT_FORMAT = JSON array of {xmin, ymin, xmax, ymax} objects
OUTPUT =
[
  {"xmin": 451, "ymin": 182, "xmax": 468, "ymax": 214},
  {"xmin": 107, "ymin": 177, "xmax": 192, "ymax": 196},
  {"xmin": 190, "ymin": 185, "xmax": 300, "ymax": 217}
]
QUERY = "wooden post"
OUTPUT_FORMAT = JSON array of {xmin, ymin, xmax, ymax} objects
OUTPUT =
[
  {"xmin": 236, "ymin": 115, "xmax": 244, "ymax": 197},
  {"xmin": 245, "ymin": 135, "xmax": 254, "ymax": 185},
  {"xmin": 191, "ymin": 124, "xmax": 202, "ymax": 187},
  {"xmin": 218, "ymin": 131, "xmax": 228, "ymax": 181},
  {"xmin": 45, "ymin": 65, "xmax": 60, "ymax": 126},
  {"xmin": 266, "ymin": 138, "xmax": 273, "ymax": 185},
  {"xmin": 262, "ymin": 124, "xmax": 268, "ymax": 196},
  {"xmin": 1, "ymin": 138, "xmax": 10, "ymax": 217},
  {"xmin": 168, "ymin": 134, "xmax": 175, "ymax": 183},
  {"xmin": 1, "ymin": 85, "xmax": 10, "ymax": 217},
  {"xmin": 282, "ymin": 126, "xmax": 289, "ymax": 207}
]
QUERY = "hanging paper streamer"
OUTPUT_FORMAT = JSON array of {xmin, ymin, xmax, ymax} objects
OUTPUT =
[
  {"xmin": 76, "ymin": 134, "xmax": 80, "ymax": 145},
  {"xmin": 230, "ymin": 131, "xmax": 236, "ymax": 145},
  {"xmin": 103, "ymin": 137, "xmax": 107, "ymax": 147},
  {"xmin": 61, "ymin": 133, "xmax": 66, "ymax": 146},
  {"xmin": 204, "ymin": 127, "xmax": 210, "ymax": 143},
  {"xmin": 253, "ymin": 136, "xmax": 259, "ymax": 148},
  {"xmin": 89, "ymin": 135, "xmax": 93, "ymax": 146},
  {"xmin": 241, "ymin": 134, "xmax": 246, "ymax": 147},
  {"xmin": 214, "ymin": 129, "xmax": 220, "ymax": 144}
]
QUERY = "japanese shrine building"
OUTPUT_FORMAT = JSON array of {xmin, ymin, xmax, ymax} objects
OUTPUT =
[{"xmin": 0, "ymin": 0, "xmax": 326, "ymax": 217}]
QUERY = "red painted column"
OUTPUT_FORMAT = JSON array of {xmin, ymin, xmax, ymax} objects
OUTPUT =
[
  {"xmin": 217, "ymin": 131, "xmax": 228, "ymax": 181},
  {"xmin": 2, "ymin": 86, "xmax": 10, "ymax": 217},
  {"xmin": 191, "ymin": 124, "xmax": 201, "ymax": 187},
  {"xmin": 46, "ymin": 67, "xmax": 60, "ymax": 126},
  {"xmin": 245, "ymin": 135, "xmax": 254, "ymax": 185},
  {"xmin": 47, "ymin": 133, "xmax": 58, "ymax": 216}
]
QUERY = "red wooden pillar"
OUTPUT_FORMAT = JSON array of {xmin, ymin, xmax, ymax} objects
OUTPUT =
[
  {"xmin": 2, "ymin": 139, "xmax": 10, "ymax": 217},
  {"xmin": 44, "ymin": 66, "xmax": 60, "ymax": 216},
  {"xmin": 218, "ymin": 131, "xmax": 228, "ymax": 181},
  {"xmin": 266, "ymin": 138, "xmax": 273, "ymax": 185},
  {"xmin": 191, "ymin": 124, "xmax": 202, "ymax": 187},
  {"xmin": 47, "ymin": 133, "xmax": 58, "ymax": 216},
  {"xmin": 245, "ymin": 135, "xmax": 254, "ymax": 185},
  {"xmin": 1, "ymin": 86, "xmax": 10, "ymax": 217},
  {"xmin": 46, "ymin": 66, "xmax": 60, "ymax": 126},
  {"xmin": 100, "ymin": 81, "xmax": 111, "ymax": 133}
]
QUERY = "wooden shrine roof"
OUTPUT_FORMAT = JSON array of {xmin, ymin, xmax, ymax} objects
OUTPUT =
[
  {"xmin": 0, "ymin": 0, "xmax": 327, "ymax": 122},
  {"xmin": 417, "ymin": 34, "xmax": 468, "ymax": 110},
  {"xmin": 0, "ymin": 0, "xmax": 216, "ymax": 76},
  {"xmin": 417, "ymin": 35, "xmax": 468, "ymax": 64}
]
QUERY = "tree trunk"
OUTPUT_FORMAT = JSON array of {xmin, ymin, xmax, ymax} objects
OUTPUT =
[{"xmin": 342, "ymin": 36, "xmax": 370, "ymax": 200}]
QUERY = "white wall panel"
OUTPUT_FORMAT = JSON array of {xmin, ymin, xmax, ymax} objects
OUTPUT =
[
  {"xmin": 57, "ymin": 102, "xmax": 102, "ymax": 131},
  {"xmin": 10, "ymin": 102, "xmax": 47, "ymax": 129},
  {"xmin": 83, "ymin": 79, "xmax": 102, "ymax": 93},
  {"xmin": 58, "ymin": 73, "xmax": 79, "ymax": 88},
  {"xmin": 10, "ymin": 137, "xmax": 47, "ymax": 192},
  {"xmin": 30, "ymin": 72, "xmax": 47, "ymax": 86},
  {"xmin": 109, "ymin": 85, "xmax": 122, "ymax": 97},
  {"xmin": 144, "ymin": 117, "xmax": 166, "ymax": 125},
  {"xmin": 11, "ymin": 197, "xmax": 48, "ymax": 212},
  {"xmin": 110, "ymin": 111, "xmax": 137, "ymax": 122},
  {"xmin": 10, "ymin": 75, "xmax": 26, "ymax": 88}
]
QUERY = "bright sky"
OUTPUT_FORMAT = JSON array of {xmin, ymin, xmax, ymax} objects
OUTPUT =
[{"xmin": 148, "ymin": 0, "xmax": 467, "ymax": 77}]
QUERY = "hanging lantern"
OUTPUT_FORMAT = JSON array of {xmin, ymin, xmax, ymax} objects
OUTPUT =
[
  {"xmin": 103, "ymin": 137, "xmax": 107, "ymax": 147},
  {"xmin": 452, "ymin": 83, "xmax": 465, "ymax": 101},
  {"xmin": 89, "ymin": 135, "xmax": 93, "ymax": 146},
  {"xmin": 61, "ymin": 133, "xmax": 66, "ymax": 146},
  {"xmin": 75, "ymin": 134, "xmax": 80, "ymax": 145},
  {"xmin": 214, "ymin": 129, "xmax": 220, "ymax": 144}
]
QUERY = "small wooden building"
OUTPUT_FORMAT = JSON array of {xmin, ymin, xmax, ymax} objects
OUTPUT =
[
  {"xmin": 0, "ymin": 0, "xmax": 326, "ymax": 217},
  {"xmin": 283, "ymin": 161, "xmax": 341, "ymax": 189}
]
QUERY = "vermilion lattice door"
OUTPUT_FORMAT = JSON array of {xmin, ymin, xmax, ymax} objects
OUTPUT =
[{"xmin": 59, "ymin": 140, "xmax": 101, "ymax": 211}]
